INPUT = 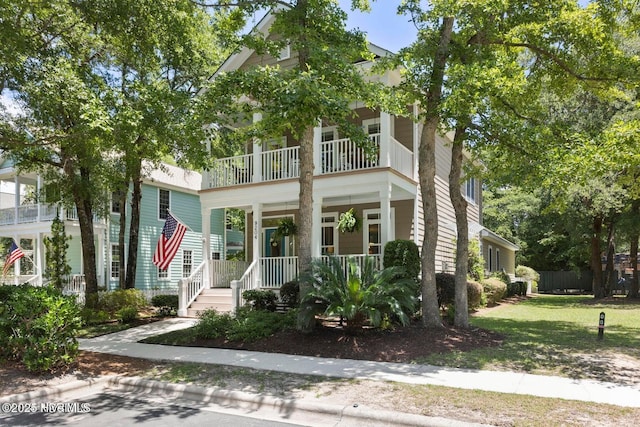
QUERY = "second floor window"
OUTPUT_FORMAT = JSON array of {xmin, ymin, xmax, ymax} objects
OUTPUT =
[
  {"xmin": 111, "ymin": 244, "xmax": 120, "ymax": 279},
  {"xmin": 465, "ymin": 178, "xmax": 477, "ymax": 203},
  {"xmin": 159, "ymin": 189, "xmax": 170, "ymax": 220}
]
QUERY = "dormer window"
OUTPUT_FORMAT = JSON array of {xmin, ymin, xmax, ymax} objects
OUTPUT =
[{"xmin": 278, "ymin": 44, "xmax": 290, "ymax": 61}]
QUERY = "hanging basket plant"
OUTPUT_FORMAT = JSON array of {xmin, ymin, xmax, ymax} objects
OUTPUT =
[
  {"xmin": 337, "ymin": 208, "xmax": 361, "ymax": 233},
  {"xmin": 275, "ymin": 217, "xmax": 297, "ymax": 239}
]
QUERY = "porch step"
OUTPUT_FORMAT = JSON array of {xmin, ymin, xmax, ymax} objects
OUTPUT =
[{"xmin": 185, "ymin": 288, "xmax": 233, "ymax": 318}]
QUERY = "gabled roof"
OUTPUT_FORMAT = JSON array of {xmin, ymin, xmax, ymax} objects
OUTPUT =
[
  {"xmin": 144, "ymin": 162, "xmax": 201, "ymax": 193},
  {"xmin": 208, "ymin": 9, "xmax": 394, "ymax": 80}
]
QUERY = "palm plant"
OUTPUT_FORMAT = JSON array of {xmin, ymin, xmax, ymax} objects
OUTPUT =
[{"xmin": 301, "ymin": 256, "xmax": 418, "ymax": 333}]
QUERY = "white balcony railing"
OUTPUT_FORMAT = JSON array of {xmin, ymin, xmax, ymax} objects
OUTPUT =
[
  {"xmin": 206, "ymin": 133, "xmax": 414, "ymax": 189},
  {"xmin": 0, "ymin": 204, "xmax": 106, "ymax": 226}
]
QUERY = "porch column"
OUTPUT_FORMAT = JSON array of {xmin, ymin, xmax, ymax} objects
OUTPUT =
[
  {"xmin": 380, "ymin": 112, "xmax": 392, "ymax": 168},
  {"xmin": 252, "ymin": 202, "xmax": 262, "ymax": 287},
  {"xmin": 413, "ymin": 103, "xmax": 420, "ymax": 181},
  {"xmin": 380, "ymin": 184, "xmax": 393, "ymax": 254},
  {"xmin": 313, "ymin": 120, "xmax": 322, "ymax": 175},
  {"xmin": 311, "ymin": 198, "xmax": 323, "ymax": 258},
  {"xmin": 201, "ymin": 207, "xmax": 211, "ymax": 261},
  {"xmin": 37, "ymin": 232, "xmax": 45, "ymax": 285},
  {"xmin": 14, "ymin": 176, "xmax": 19, "ymax": 224},
  {"xmin": 253, "ymin": 113, "xmax": 262, "ymax": 183}
]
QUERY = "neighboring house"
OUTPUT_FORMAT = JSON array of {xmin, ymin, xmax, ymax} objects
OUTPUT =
[
  {"xmin": 0, "ymin": 156, "xmax": 237, "ymax": 299},
  {"xmin": 184, "ymin": 11, "xmax": 518, "ymax": 316}
]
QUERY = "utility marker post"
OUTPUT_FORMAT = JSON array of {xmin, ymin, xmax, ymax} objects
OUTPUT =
[{"xmin": 598, "ymin": 312, "xmax": 605, "ymax": 341}]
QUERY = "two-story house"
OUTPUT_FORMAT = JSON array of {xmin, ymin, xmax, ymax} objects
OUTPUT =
[
  {"xmin": 0, "ymin": 155, "xmax": 240, "ymax": 301},
  {"xmin": 181, "ymin": 11, "xmax": 518, "ymax": 316}
]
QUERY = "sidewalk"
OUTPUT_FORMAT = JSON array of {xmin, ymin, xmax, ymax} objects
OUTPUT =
[{"xmin": 79, "ymin": 318, "xmax": 640, "ymax": 408}]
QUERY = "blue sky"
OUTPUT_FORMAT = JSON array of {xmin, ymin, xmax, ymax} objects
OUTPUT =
[{"xmin": 339, "ymin": 1, "xmax": 418, "ymax": 52}]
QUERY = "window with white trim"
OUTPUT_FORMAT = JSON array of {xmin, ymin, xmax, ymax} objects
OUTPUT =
[
  {"xmin": 158, "ymin": 189, "xmax": 170, "ymax": 220},
  {"xmin": 362, "ymin": 118, "xmax": 381, "ymax": 135},
  {"xmin": 464, "ymin": 178, "xmax": 477, "ymax": 204},
  {"xmin": 110, "ymin": 244, "xmax": 120, "ymax": 279},
  {"xmin": 182, "ymin": 250, "xmax": 193, "ymax": 277},
  {"xmin": 363, "ymin": 208, "xmax": 395, "ymax": 255},
  {"xmin": 111, "ymin": 191, "xmax": 123, "ymax": 214},
  {"xmin": 321, "ymin": 127, "xmax": 337, "ymax": 142},
  {"xmin": 321, "ymin": 213, "xmax": 338, "ymax": 255},
  {"xmin": 487, "ymin": 245, "xmax": 493, "ymax": 271},
  {"xmin": 158, "ymin": 267, "xmax": 169, "ymax": 280},
  {"xmin": 278, "ymin": 44, "xmax": 290, "ymax": 61}
]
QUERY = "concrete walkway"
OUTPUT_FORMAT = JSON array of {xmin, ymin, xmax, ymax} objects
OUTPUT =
[{"xmin": 79, "ymin": 318, "xmax": 640, "ymax": 408}]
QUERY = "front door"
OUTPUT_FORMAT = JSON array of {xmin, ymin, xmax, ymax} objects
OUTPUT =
[{"xmin": 264, "ymin": 228, "xmax": 285, "ymax": 257}]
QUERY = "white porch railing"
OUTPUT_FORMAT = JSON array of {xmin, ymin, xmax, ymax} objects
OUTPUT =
[
  {"xmin": 0, "ymin": 204, "xmax": 105, "ymax": 226},
  {"xmin": 231, "ymin": 259, "xmax": 259, "ymax": 309},
  {"xmin": 262, "ymin": 146, "xmax": 299, "ymax": 181},
  {"xmin": 178, "ymin": 260, "xmax": 208, "ymax": 317},
  {"xmin": 390, "ymin": 137, "xmax": 414, "ymax": 178},
  {"xmin": 62, "ymin": 274, "xmax": 86, "ymax": 305},
  {"xmin": 210, "ymin": 259, "xmax": 249, "ymax": 288},
  {"xmin": 205, "ymin": 133, "xmax": 415, "ymax": 189},
  {"xmin": 320, "ymin": 134, "xmax": 380, "ymax": 174},
  {"xmin": 208, "ymin": 154, "xmax": 253, "ymax": 187},
  {"xmin": 261, "ymin": 256, "xmax": 299, "ymax": 288}
]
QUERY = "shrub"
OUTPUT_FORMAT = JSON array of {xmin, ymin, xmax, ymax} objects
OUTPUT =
[
  {"xmin": 301, "ymin": 256, "xmax": 417, "ymax": 333},
  {"xmin": 507, "ymin": 281, "xmax": 528, "ymax": 297},
  {"xmin": 151, "ymin": 294, "xmax": 179, "ymax": 317},
  {"xmin": 482, "ymin": 278, "xmax": 507, "ymax": 305},
  {"xmin": 116, "ymin": 306, "xmax": 139, "ymax": 323},
  {"xmin": 99, "ymin": 289, "xmax": 147, "ymax": 315},
  {"xmin": 243, "ymin": 289, "xmax": 278, "ymax": 312},
  {"xmin": 516, "ymin": 265, "xmax": 540, "ymax": 282},
  {"xmin": 436, "ymin": 274, "xmax": 484, "ymax": 311},
  {"xmin": 194, "ymin": 309, "xmax": 234, "ymax": 339},
  {"xmin": 279, "ymin": 280, "xmax": 299, "ymax": 307},
  {"xmin": 227, "ymin": 309, "xmax": 296, "ymax": 341},
  {"xmin": 436, "ymin": 273, "xmax": 456, "ymax": 308},
  {"xmin": 468, "ymin": 239, "xmax": 485, "ymax": 281},
  {"xmin": 80, "ymin": 308, "xmax": 111, "ymax": 325},
  {"xmin": 467, "ymin": 280, "xmax": 484, "ymax": 309},
  {"xmin": 0, "ymin": 285, "xmax": 81, "ymax": 373},
  {"xmin": 383, "ymin": 240, "xmax": 421, "ymax": 283}
]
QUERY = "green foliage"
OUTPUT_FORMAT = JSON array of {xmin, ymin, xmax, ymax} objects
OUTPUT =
[
  {"xmin": 193, "ymin": 308, "xmax": 295, "ymax": 342},
  {"xmin": 194, "ymin": 309, "xmax": 234, "ymax": 339},
  {"xmin": 80, "ymin": 308, "xmax": 111, "ymax": 325},
  {"xmin": 467, "ymin": 280, "xmax": 484, "ymax": 310},
  {"xmin": 337, "ymin": 208, "xmax": 362, "ymax": 233},
  {"xmin": 436, "ymin": 273, "xmax": 456, "ymax": 309},
  {"xmin": 0, "ymin": 285, "xmax": 81, "ymax": 373},
  {"xmin": 226, "ymin": 309, "xmax": 296, "ymax": 342},
  {"xmin": 516, "ymin": 265, "xmax": 540, "ymax": 282},
  {"xmin": 437, "ymin": 273, "xmax": 485, "ymax": 310},
  {"xmin": 151, "ymin": 294, "xmax": 179, "ymax": 316},
  {"xmin": 300, "ymin": 256, "xmax": 417, "ymax": 332},
  {"xmin": 242, "ymin": 289, "xmax": 278, "ymax": 312},
  {"xmin": 506, "ymin": 281, "xmax": 528, "ymax": 297},
  {"xmin": 468, "ymin": 239, "xmax": 484, "ymax": 281},
  {"xmin": 383, "ymin": 240, "xmax": 421, "ymax": 284},
  {"xmin": 482, "ymin": 278, "xmax": 507, "ymax": 305},
  {"xmin": 116, "ymin": 306, "xmax": 139, "ymax": 323},
  {"xmin": 98, "ymin": 289, "xmax": 147, "ymax": 315},
  {"xmin": 43, "ymin": 214, "xmax": 72, "ymax": 289},
  {"xmin": 279, "ymin": 280, "xmax": 300, "ymax": 307}
]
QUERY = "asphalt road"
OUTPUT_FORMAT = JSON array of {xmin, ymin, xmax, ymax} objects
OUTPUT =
[{"xmin": 0, "ymin": 391, "xmax": 302, "ymax": 427}]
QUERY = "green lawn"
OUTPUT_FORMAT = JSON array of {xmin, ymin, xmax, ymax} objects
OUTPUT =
[{"xmin": 418, "ymin": 294, "xmax": 640, "ymax": 381}]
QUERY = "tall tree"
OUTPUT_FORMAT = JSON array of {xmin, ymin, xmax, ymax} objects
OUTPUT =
[
  {"xmin": 199, "ymin": 1, "xmax": 391, "ymax": 332},
  {"xmin": 0, "ymin": 1, "xmax": 223, "ymax": 305}
]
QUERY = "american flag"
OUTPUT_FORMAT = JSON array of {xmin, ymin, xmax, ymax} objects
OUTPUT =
[
  {"xmin": 3, "ymin": 240, "xmax": 25, "ymax": 276},
  {"xmin": 152, "ymin": 212, "xmax": 187, "ymax": 271}
]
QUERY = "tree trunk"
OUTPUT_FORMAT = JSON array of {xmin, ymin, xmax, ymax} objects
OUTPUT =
[
  {"xmin": 296, "ymin": 125, "xmax": 315, "ymax": 333},
  {"xmin": 118, "ymin": 188, "xmax": 127, "ymax": 289},
  {"xmin": 125, "ymin": 158, "xmax": 142, "ymax": 289},
  {"xmin": 449, "ymin": 126, "xmax": 469, "ymax": 328},
  {"xmin": 294, "ymin": 0, "xmax": 316, "ymax": 333},
  {"xmin": 591, "ymin": 216, "xmax": 605, "ymax": 298},
  {"xmin": 628, "ymin": 199, "xmax": 640, "ymax": 299},
  {"xmin": 604, "ymin": 221, "xmax": 615, "ymax": 296},
  {"xmin": 419, "ymin": 16, "xmax": 455, "ymax": 329}
]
